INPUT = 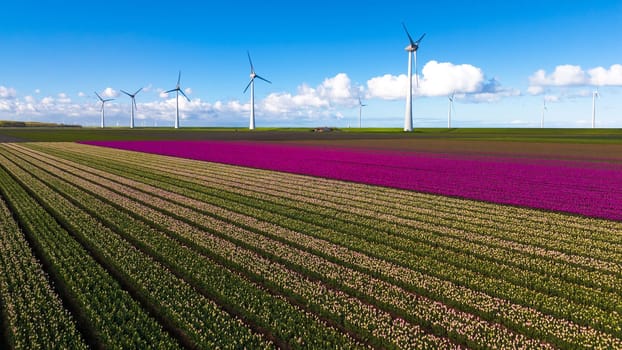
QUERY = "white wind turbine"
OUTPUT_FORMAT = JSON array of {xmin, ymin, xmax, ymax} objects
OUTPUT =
[
  {"xmin": 358, "ymin": 97, "xmax": 367, "ymax": 128},
  {"xmin": 165, "ymin": 71, "xmax": 190, "ymax": 129},
  {"xmin": 541, "ymin": 98, "xmax": 547, "ymax": 128},
  {"xmin": 95, "ymin": 92, "xmax": 114, "ymax": 128},
  {"xmin": 402, "ymin": 23, "xmax": 426, "ymax": 132},
  {"xmin": 244, "ymin": 51, "xmax": 271, "ymax": 130},
  {"xmin": 592, "ymin": 89, "xmax": 600, "ymax": 128},
  {"xmin": 121, "ymin": 87, "xmax": 143, "ymax": 129},
  {"xmin": 447, "ymin": 91, "xmax": 455, "ymax": 128}
]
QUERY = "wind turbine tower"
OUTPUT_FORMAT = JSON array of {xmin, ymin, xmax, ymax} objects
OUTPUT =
[
  {"xmin": 592, "ymin": 89, "xmax": 600, "ymax": 129},
  {"xmin": 358, "ymin": 98, "xmax": 367, "ymax": 128},
  {"xmin": 244, "ymin": 51, "xmax": 271, "ymax": 130},
  {"xmin": 95, "ymin": 92, "xmax": 114, "ymax": 128},
  {"xmin": 448, "ymin": 92, "xmax": 455, "ymax": 128},
  {"xmin": 121, "ymin": 88, "xmax": 143, "ymax": 128},
  {"xmin": 165, "ymin": 71, "xmax": 190, "ymax": 129},
  {"xmin": 402, "ymin": 23, "xmax": 425, "ymax": 132}
]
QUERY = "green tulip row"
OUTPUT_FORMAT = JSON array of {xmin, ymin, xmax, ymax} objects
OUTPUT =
[
  {"xmin": 13, "ymin": 146, "xmax": 622, "ymax": 344},
  {"xmin": 0, "ymin": 193, "xmax": 86, "ymax": 349},
  {"xmin": 12, "ymin": 144, "xmax": 551, "ymax": 349},
  {"xmin": 151, "ymin": 161, "xmax": 622, "ymax": 294},
  {"xmin": 2, "ymin": 145, "xmax": 365, "ymax": 350},
  {"xmin": 37, "ymin": 143, "xmax": 622, "ymax": 273},
  {"xmin": 189, "ymin": 163, "xmax": 622, "ymax": 273},
  {"xmin": 0, "ymin": 152, "xmax": 179, "ymax": 349},
  {"xmin": 36, "ymin": 143, "xmax": 621, "ymax": 337}
]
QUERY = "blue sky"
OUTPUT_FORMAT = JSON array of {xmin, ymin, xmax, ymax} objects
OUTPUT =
[{"xmin": 1, "ymin": 0, "xmax": 621, "ymax": 128}]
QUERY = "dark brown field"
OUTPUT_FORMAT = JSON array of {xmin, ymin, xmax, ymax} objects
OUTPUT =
[{"xmin": 277, "ymin": 138, "xmax": 622, "ymax": 163}]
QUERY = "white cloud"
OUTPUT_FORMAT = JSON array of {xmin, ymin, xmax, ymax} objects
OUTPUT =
[
  {"xmin": 418, "ymin": 61, "xmax": 484, "ymax": 96},
  {"xmin": 260, "ymin": 73, "xmax": 359, "ymax": 119},
  {"xmin": 78, "ymin": 91, "xmax": 86, "ymax": 97},
  {"xmin": 57, "ymin": 93, "xmax": 71, "ymax": 104},
  {"xmin": 34, "ymin": 89, "xmax": 41, "ymax": 94},
  {"xmin": 588, "ymin": 64, "xmax": 622, "ymax": 86},
  {"xmin": 100, "ymin": 87, "xmax": 118, "ymax": 98},
  {"xmin": 527, "ymin": 86, "xmax": 544, "ymax": 95},
  {"xmin": 158, "ymin": 89, "xmax": 169, "ymax": 99},
  {"xmin": 0, "ymin": 86, "xmax": 17, "ymax": 99},
  {"xmin": 366, "ymin": 61, "xmax": 511, "ymax": 102},
  {"xmin": 529, "ymin": 64, "xmax": 622, "ymax": 93},
  {"xmin": 184, "ymin": 87, "xmax": 193, "ymax": 95},
  {"xmin": 316, "ymin": 73, "xmax": 355, "ymax": 103},
  {"xmin": 366, "ymin": 74, "xmax": 408, "ymax": 100}
]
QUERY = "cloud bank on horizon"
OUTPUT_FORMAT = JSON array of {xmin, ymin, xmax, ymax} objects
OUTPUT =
[{"xmin": 1, "ymin": 62, "xmax": 621, "ymax": 127}]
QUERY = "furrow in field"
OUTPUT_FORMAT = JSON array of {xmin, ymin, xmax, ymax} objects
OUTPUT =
[
  {"xmin": 1, "ymin": 146, "xmax": 380, "ymax": 350},
  {"xmin": 120, "ymin": 153, "xmax": 622, "ymax": 290},
  {"xmin": 40, "ymin": 142, "xmax": 622, "ymax": 261},
  {"xmin": 13, "ymin": 144, "xmax": 622, "ymax": 348},
  {"xmin": 2, "ymin": 146, "xmax": 412, "ymax": 348},
  {"xmin": 48, "ymin": 142, "xmax": 622, "ymax": 242},
  {"xmin": 0, "ymin": 194, "xmax": 87, "ymax": 350},
  {"xmin": 0, "ymin": 146, "xmax": 277, "ymax": 349},
  {"xmin": 22, "ymin": 143, "xmax": 622, "ymax": 329},
  {"xmin": 8, "ymin": 143, "xmax": 560, "ymax": 349},
  {"xmin": 0, "ymin": 151, "xmax": 180, "ymax": 349}
]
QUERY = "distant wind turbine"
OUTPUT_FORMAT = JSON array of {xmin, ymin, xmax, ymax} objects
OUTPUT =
[
  {"xmin": 592, "ymin": 89, "xmax": 600, "ymax": 128},
  {"xmin": 95, "ymin": 92, "xmax": 114, "ymax": 128},
  {"xmin": 244, "ymin": 51, "xmax": 271, "ymax": 130},
  {"xmin": 402, "ymin": 22, "xmax": 425, "ymax": 132},
  {"xmin": 358, "ymin": 97, "xmax": 367, "ymax": 128},
  {"xmin": 448, "ymin": 91, "xmax": 455, "ymax": 128},
  {"xmin": 541, "ymin": 98, "xmax": 547, "ymax": 128},
  {"xmin": 121, "ymin": 87, "xmax": 143, "ymax": 128},
  {"xmin": 165, "ymin": 71, "xmax": 190, "ymax": 129}
]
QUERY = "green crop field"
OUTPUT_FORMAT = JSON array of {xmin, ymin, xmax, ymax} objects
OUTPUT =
[
  {"xmin": 1, "ymin": 141, "xmax": 621, "ymax": 349},
  {"xmin": 1, "ymin": 126, "xmax": 622, "ymax": 143}
]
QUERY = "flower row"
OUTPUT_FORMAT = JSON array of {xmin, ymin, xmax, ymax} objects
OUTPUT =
[
  {"xmin": 0, "ymin": 148, "xmax": 179, "ymax": 349},
  {"xmin": 13, "ymin": 144, "xmax": 615, "ymax": 344}
]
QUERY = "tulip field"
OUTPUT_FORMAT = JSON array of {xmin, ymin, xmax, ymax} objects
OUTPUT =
[{"xmin": 0, "ymin": 140, "xmax": 621, "ymax": 349}]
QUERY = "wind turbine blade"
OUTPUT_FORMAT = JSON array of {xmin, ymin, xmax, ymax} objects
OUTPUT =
[
  {"xmin": 165, "ymin": 89, "xmax": 177, "ymax": 94},
  {"xmin": 179, "ymin": 89, "xmax": 190, "ymax": 102},
  {"xmin": 94, "ymin": 91, "xmax": 103, "ymax": 101},
  {"xmin": 104, "ymin": 98, "xmax": 114, "ymax": 102},
  {"xmin": 401, "ymin": 22, "xmax": 415, "ymax": 46},
  {"xmin": 177, "ymin": 71, "xmax": 181, "ymax": 86},
  {"xmin": 415, "ymin": 33, "xmax": 426, "ymax": 44},
  {"xmin": 134, "ymin": 87, "xmax": 143, "ymax": 95},
  {"xmin": 247, "ymin": 51, "xmax": 255, "ymax": 73},
  {"xmin": 133, "ymin": 98, "xmax": 138, "ymax": 111},
  {"xmin": 243, "ymin": 79, "xmax": 253, "ymax": 93},
  {"xmin": 100, "ymin": 104, "xmax": 104, "ymax": 112},
  {"xmin": 120, "ymin": 89, "xmax": 131, "ymax": 97},
  {"xmin": 255, "ymin": 75, "xmax": 271, "ymax": 84}
]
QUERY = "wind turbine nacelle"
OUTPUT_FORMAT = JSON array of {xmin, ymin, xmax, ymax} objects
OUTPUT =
[{"xmin": 405, "ymin": 45, "xmax": 417, "ymax": 52}]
